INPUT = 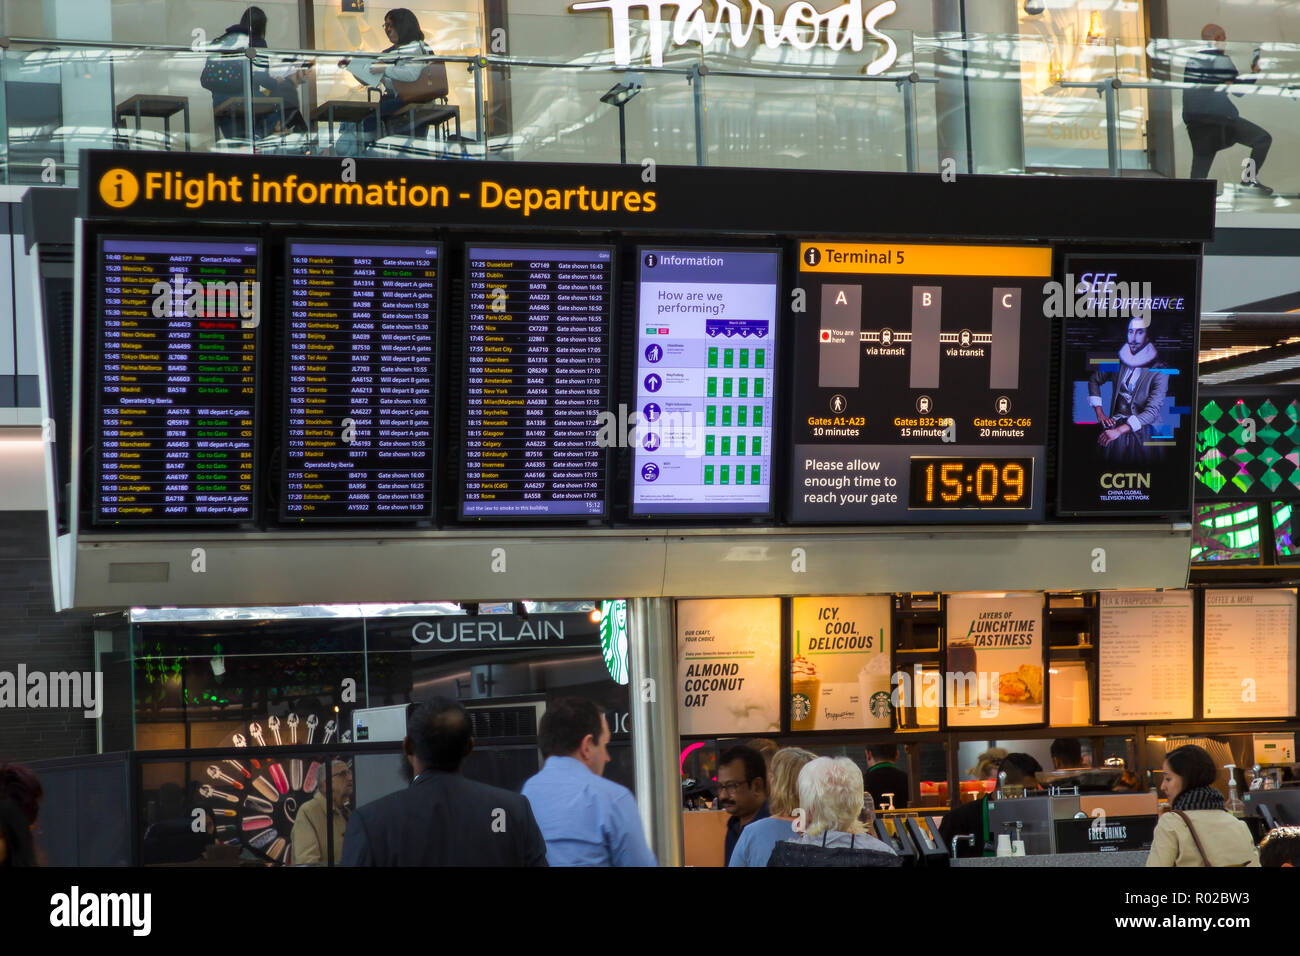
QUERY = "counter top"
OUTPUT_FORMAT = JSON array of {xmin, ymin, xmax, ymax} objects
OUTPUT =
[{"xmin": 952, "ymin": 850, "xmax": 1149, "ymax": 867}]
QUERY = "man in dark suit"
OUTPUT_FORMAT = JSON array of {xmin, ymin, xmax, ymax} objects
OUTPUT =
[
  {"xmin": 340, "ymin": 697, "xmax": 548, "ymax": 866},
  {"xmin": 1182, "ymin": 23, "xmax": 1272, "ymax": 193}
]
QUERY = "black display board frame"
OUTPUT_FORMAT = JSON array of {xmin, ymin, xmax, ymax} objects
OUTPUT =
[
  {"xmin": 456, "ymin": 241, "xmax": 617, "ymax": 524},
  {"xmin": 91, "ymin": 232, "xmax": 265, "ymax": 527},
  {"xmin": 628, "ymin": 244, "xmax": 783, "ymax": 521},
  {"xmin": 277, "ymin": 237, "xmax": 445, "ymax": 524}
]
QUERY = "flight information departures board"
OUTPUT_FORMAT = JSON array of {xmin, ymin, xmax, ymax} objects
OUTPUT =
[
  {"xmin": 460, "ymin": 245, "xmax": 613, "ymax": 519},
  {"xmin": 281, "ymin": 240, "xmax": 440, "ymax": 521},
  {"xmin": 94, "ymin": 237, "xmax": 261, "ymax": 525},
  {"xmin": 791, "ymin": 242, "xmax": 1053, "ymax": 523}
]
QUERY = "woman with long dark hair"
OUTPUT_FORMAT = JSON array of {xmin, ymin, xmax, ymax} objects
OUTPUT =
[
  {"xmin": 201, "ymin": 5, "xmax": 309, "ymax": 140},
  {"xmin": 1146, "ymin": 744, "xmax": 1258, "ymax": 866}
]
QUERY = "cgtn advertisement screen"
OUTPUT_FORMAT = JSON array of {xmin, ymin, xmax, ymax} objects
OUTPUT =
[{"xmin": 632, "ymin": 248, "xmax": 780, "ymax": 517}]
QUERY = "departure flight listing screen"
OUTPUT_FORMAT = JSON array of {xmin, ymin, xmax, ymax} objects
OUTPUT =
[
  {"xmin": 94, "ymin": 237, "xmax": 261, "ymax": 524},
  {"xmin": 633, "ymin": 248, "xmax": 780, "ymax": 516},
  {"xmin": 790, "ymin": 242, "xmax": 1053, "ymax": 523},
  {"xmin": 282, "ymin": 240, "xmax": 440, "ymax": 521},
  {"xmin": 461, "ymin": 245, "xmax": 612, "ymax": 519}
]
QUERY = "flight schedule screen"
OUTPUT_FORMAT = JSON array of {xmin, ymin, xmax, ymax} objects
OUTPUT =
[
  {"xmin": 94, "ymin": 237, "xmax": 260, "ymax": 524},
  {"xmin": 282, "ymin": 240, "xmax": 440, "ymax": 521},
  {"xmin": 461, "ymin": 245, "xmax": 612, "ymax": 519},
  {"xmin": 632, "ymin": 248, "xmax": 780, "ymax": 516},
  {"xmin": 791, "ymin": 242, "xmax": 1053, "ymax": 523}
]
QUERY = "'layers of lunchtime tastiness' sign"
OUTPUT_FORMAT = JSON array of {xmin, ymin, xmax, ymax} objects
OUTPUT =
[
  {"xmin": 945, "ymin": 592, "xmax": 1044, "ymax": 728},
  {"xmin": 789, "ymin": 596, "xmax": 892, "ymax": 731},
  {"xmin": 676, "ymin": 598, "xmax": 780, "ymax": 735}
]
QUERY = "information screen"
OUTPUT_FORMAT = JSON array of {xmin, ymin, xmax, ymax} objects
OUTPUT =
[
  {"xmin": 790, "ymin": 242, "xmax": 1052, "ymax": 523},
  {"xmin": 632, "ymin": 248, "xmax": 779, "ymax": 516},
  {"xmin": 281, "ymin": 240, "xmax": 440, "ymax": 521},
  {"xmin": 460, "ymin": 244, "xmax": 612, "ymax": 519},
  {"xmin": 94, "ymin": 237, "xmax": 260, "ymax": 524},
  {"xmin": 1057, "ymin": 254, "xmax": 1199, "ymax": 516}
]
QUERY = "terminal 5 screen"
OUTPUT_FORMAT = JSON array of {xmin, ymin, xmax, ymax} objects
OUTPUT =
[
  {"xmin": 790, "ymin": 242, "xmax": 1053, "ymax": 523},
  {"xmin": 94, "ymin": 236, "xmax": 261, "ymax": 525},
  {"xmin": 281, "ymin": 240, "xmax": 440, "ymax": 521},
  {"xmin": 460, "ymin": 244, "xmax": 613, "ymax": 519},
  {"xmin": 632, "ymin": 248, "xmax": 780, "ymax": 517}
]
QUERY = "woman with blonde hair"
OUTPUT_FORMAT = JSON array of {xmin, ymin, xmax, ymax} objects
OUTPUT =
[
  {"xmin": 769, "ymin": 756, "xmax": 899, "ymax": 866},
  {"xmin": 727, "ymin": 747, "xmax": 815, "ymax": 867}
]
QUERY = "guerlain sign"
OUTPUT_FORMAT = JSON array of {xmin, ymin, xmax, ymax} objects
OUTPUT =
[{"xmin": 570, "ymin": 0, "xmax": 900, "ymax": 69}]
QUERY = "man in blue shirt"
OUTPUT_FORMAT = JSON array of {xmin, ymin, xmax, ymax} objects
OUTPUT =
[{"xmin": 522, "ymin": 697, "xmax": 657, "ymax": 866}]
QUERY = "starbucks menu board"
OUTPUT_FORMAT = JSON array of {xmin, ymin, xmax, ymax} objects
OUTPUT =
[
  {"xmin": 945, "ymin": 592, "xmax": 1045, "ymax": 727},
  {"xmin": 461, "ymin": 245, "xmax": 612, "ymax": 518},
  {"xmin": 676, "ymin": 598, "xmax": 780, "ymax": 735},
  {"xmin": 1099, "ymin": 590, "xmax": 1194, "ymax": 721},
  {"xmin": 632, "ymin": 249, "xmax": 779, "ymax": 516},
  {"xmin": 791, "ymin": 243, "xmax": 1052, "ymax": 523},
  {"xmin": 282, "ymin": 241, "xmax": 439, "ymax": 520},
  {"xmin": 95, "ymin": 237, "xmax": 261, "ymax": 524},
  {"xmin": 790, "ymin": 596, "xmax": 892, "ymax": 731},
  {"xmin": 1203, "ymin": 589, "xmax": 1297, "ymax": 719}
]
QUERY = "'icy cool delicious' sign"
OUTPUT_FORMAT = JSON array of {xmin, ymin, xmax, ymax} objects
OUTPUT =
[{"xmin": 570, "ymin": 0, "xmax": 900, "ymax": 69}]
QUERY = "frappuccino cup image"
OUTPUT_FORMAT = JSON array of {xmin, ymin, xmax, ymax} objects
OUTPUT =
[{"xmin": 791, "ymin": 655, "xmax": 820, "ymax": 730}]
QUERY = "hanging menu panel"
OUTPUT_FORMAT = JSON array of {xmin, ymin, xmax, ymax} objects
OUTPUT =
[
  {"xmin": 1099, "ymin": 590, "xmax": 1194, "ymax": 722},
  {"xmin": 281, "ymin": 240, "xmax": 440, "ymax": 521},
  {"xmin": 461, "ymin": 245, "xmax": 612, "ymax": 519},
  {"xmin": 1203, "ymin": 589, "xmax": 1297, "ymax": 719},
  {"xmin": 94, "ymin": 237, "xmax": 261, "ymax": 524}
]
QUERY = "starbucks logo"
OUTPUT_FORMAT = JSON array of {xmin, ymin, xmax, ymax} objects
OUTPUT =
[
  {"xmin": 600, "ymin": 599, "xmax": 629, "ymax": 686},
  {"xmin": 869, "ymin": 691, "xmax": 892, "ymax": 719},
  {"xmin": 791, "ymin": 693, "xmax": 812, "ymax": 722}
]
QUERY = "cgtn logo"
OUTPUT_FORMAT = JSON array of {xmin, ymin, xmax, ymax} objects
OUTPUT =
[
  {"xmin": 1100, "ymin": 473, "xmax": 1150, "ymax": 489},
  {"xmin": 570, "ymin": 0, "xmax": 899, "ymax": 69}
]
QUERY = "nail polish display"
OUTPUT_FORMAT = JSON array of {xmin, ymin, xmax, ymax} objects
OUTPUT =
[
  {"xmin": 251, "ymin": 776, "xmax": 280, "ymax": 803},
  {"xmin": 203, "ymin": 713, "xmax": 347, "ymax": 867},
  {"xmin": 245, "ymin": 795, "xmax": 274, "ymax": 815}
]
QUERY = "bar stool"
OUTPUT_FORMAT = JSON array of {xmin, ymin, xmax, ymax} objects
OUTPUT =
[
  {"xmin": 388, "ymin": 101, "xmax": 460, "ymax": 143},
  {"xmin": 113, "ymin": 94, "xmax": 192, "ymax": 151}
]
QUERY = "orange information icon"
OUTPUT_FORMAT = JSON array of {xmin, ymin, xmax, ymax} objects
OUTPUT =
[{"xmin": 98, "ymin": 168, "xmax": 139, "ymax": 208}]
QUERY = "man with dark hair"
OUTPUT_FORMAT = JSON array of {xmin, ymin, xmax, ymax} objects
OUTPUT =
[
  {"xmin": 939, "ymin": 753, "xmax": 1042, "ymax": 858},
  {"xmin": 718, "ymin": 744, "xmax": 769, "ymax": 865},
  {"xmin": 1258, "ymin": 826, "xmax": 1300, "ymax": 867},
  {"xmin": 521, "ymin": 697, "xmax": 656, "ymax": 866},
  {"xmin": 1050, "ymin": 737, "xmax": 1084, "ymax": 770},
  {"xmin": 865, "ymin": 743, "xmax": 909, "ymax": 810},
  {"xmin": 340, "ymin": 697, "xmax": 547, "ymax": 866}
]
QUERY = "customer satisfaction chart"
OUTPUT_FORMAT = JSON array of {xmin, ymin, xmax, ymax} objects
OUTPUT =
[
  {"xmin": 461, "ymin": 245, "xmax": 612, "ymax": 518},
  {"xmin": 281, "ymin": 240, "xmax": 439, "ymax": 520},
  {"xmin": 94, "ymin": 237, "xmax": 261, "ymax": 524}
]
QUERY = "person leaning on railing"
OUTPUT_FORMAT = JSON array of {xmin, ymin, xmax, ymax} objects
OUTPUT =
[{"xmin": 343, "ymin": 7, "xmax": 447, "ymax": 148}]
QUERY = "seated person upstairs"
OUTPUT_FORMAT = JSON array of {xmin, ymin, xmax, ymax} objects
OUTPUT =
[
  {"xmin": 201, "ymin": 5, "xmax": 308, "ymax": 140},
  {"xmin": 361, "ymin": 8, "xmax": 447, "ymax": 139}
]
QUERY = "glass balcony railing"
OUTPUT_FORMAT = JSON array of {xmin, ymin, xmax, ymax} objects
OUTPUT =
[{"xmin": 2, "ymin": 30, "xmax": 1297, "ymax": 216}]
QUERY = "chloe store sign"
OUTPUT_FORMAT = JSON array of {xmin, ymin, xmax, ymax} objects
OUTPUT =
[{"xmin": 570, "ymin": 0, "xmax": 900, "ymax": 69}]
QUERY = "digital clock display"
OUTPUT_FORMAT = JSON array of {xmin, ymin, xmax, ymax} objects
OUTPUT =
[{"xmin": 908, "ymin": 457, "xmax": 1034, "ymax": 509}]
